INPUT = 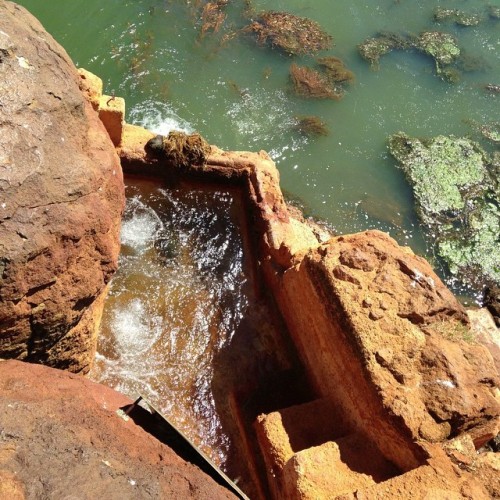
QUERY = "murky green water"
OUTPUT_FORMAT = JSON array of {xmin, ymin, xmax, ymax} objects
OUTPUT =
[{"xmin": 17, "ymin": 0, "xmax": 499, "ymax": 297}]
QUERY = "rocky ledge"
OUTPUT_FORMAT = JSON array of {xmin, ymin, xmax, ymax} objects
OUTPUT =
[{"xmin": 0, "ymin": 360, "xmax": 235, "ymax": 499}]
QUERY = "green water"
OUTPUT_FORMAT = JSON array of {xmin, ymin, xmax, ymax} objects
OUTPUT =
[{"xmin": 17, "ymin": 0, "xmax": 499, "ymax": 298}]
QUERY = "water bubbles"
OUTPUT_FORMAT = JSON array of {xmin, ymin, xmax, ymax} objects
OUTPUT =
[
  {"xmin": 129, "ymin": 100, "xmax": 193, "ymax": 136},
  {"xmin": 91, "ymin": 182, "xmax": 249, "ymax": 467},
  {"xmin": 120, "ymin": 197, "xmax": 163, "ymax": 252}
]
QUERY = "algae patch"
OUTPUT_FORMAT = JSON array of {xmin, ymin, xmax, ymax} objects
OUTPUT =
[
  {"xmin": 246, "ymin": 11, "xmax": 333, "ymax": 56},
  {"xmin": 146, "ymin": 131, "xmax": 211, "ymax": 168},
  {"xmin": 388, "ymin": 133, "xmax": 499, "ymax": 288}
]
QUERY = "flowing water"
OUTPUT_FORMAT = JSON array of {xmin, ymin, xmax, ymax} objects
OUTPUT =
[
  {"xmin": 90, "ymin": 179, "xmax": 250, "ymax": 465},
  {"xmin": 16, "ymin": 0, "xmax": 499, "ymax": 484}
]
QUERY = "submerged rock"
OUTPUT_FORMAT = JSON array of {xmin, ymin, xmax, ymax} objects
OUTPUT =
[
  {"xmin": 246, "ymin": 11, "xmax": 332, "ymax": 56},
  {"xmin": 489, "ymin": 5, "xmax": 500, "ymax": 20},
  {"xmin": 480, "ymin": 122, "xmax": 500, "ymax": 143},
  {"xmin": 357, "ymin": 32, "xmax": 412, "ymax": 68},
  {"xmin": 358, "ymin": 30, "xmax": 462, "ymax": 81},
  {"xmin": 433, "ymin": 8, "xmax": 482, "ymax": 27},
  {"xmin": 388, "ymin": 133, "xmax": 499, "ymax": 288}
]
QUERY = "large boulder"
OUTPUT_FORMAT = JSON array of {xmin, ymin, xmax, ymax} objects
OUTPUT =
[{"xmin": 0, "ymin": 2, "xmax": 125, "ymax": 372}]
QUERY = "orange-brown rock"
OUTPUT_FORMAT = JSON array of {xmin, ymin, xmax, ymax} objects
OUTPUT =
[
  {"xmin": 0, "ymin": 2, "xmax": 125, "ymax": 373},
  {"xmin": 0, "ymin": 360, "xmax": 236, "ymax": 499}
]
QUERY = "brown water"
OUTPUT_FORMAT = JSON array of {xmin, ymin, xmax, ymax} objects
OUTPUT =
[{"xmin": 90, "ymin": 179, "xmax": 251, "ymax": 465}]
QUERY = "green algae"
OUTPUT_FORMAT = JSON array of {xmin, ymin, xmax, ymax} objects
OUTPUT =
[
  {"xmin": 388, "ymin": 133, "xmax": 499, "ymax": 286},
  {"xmin": 416, "ymin": 31, "xmax": 460, "ymax": 69},
  {"xmin": 438, "ymin": 202, "xmax": 500, "ymax": 284}
]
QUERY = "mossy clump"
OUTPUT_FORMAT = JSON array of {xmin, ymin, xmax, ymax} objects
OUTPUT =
[
  {"xmin": 433, "ymin": 8, "xmax": 482, "ymax": 27},
  {"xmin": 317, "ymin": 56, "xmax": 355, "ymax": 83},
  {"xmin": 289, "ymin": 63, "xmax": 341, "ymax": 99},
  {"xmin": 388, "ymin": 132, "xmax": 499, "ymax": 287},
  {"xmin": 357, "ymin": 32, "xmax": 411, "ymax": 68},
  {"xmin": 358, "ymin": 30, "xmax": 462, "ymax": 82},
  {"xmin": 416, "ymin": 31, "xmax": 461, "ymax": 69},
  {"xmin": 146, "ymin": 131, "xmax": 211, "ymax": 168},
  {"xmin": 247, "ymin": 11, "xmax": 333, "ymax": 55},
  {"xmin": 293, "ymin": 116, "xmax": 329, "ymax": 137}
]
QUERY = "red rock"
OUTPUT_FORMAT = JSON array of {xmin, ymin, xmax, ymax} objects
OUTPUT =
[
  {"xmin": 0, "ymin": 360, "xmax": 235, "ymax": 499},
  {"xmin": 0, "ymin": 2, "xmax": 125, "ymax": 373}
]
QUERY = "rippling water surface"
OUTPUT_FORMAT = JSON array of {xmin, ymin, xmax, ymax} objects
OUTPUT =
[{"xmin": 90, "ymin": 180, "xmax": 249, "ymax": 466}]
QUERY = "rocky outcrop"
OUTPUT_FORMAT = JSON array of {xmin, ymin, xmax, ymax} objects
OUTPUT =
[
  {"xmin": 0, "ymin": 2, "xmax": 125, "ymax": 373},
  {"xmin": 0, "ymin": 360, "xmax": 235, "ymax": 499},
  {"xmin": 119, "ymin": 120, "xmax": 499, "ymax": 499}
]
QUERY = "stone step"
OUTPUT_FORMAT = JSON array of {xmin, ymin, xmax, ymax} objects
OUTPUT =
[
  {"xmin": 255, "ymin": 399, "xmax": 400, "ymax": 499},
  {"xmin": 282, "ymin": 433, "xmax": 400, "ymax": 499}
]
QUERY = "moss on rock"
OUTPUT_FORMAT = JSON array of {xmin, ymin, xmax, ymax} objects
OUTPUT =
[
  {"xmin": 416, "ymin": 31, "xmax": 460, "ymax": 68},
  {"xmin": 433, "ymin": 8, "xmax": 482, "ymax": 27},
  {"xmin": 358, "ymin": 30, "xmax": 462, "ymax": 82},
  {"xmin": 357, "ymin": 32, "xmax": 411, "ymax": 68},
  {"xmin": 388, "ymin": 132, "xmax": 499, "ymax": 287}
]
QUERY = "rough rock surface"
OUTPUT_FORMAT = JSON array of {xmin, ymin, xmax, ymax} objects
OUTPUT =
[
  {"xmin": 0, "ymin": 360, "xmax": 235, "ymax": 499},
  {"xmin": 270, "ymin": 231, "xmax": 499, "ymax": 462},
  {"xmin": 0, "ymin": 2, "xmax": 125, "ymax": 372}
]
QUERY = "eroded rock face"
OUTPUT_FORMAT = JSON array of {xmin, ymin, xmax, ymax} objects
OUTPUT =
[
  {"xmin": 271, "ymin": 232, "xmax": 499, "ymax": 461},
  {"xmin": 0, "ymin": 2, "xmax": 125, "ymax": 372},
  {"xmin": 0, "ymin": 360, "xmax": 235, "ymax": 499}
]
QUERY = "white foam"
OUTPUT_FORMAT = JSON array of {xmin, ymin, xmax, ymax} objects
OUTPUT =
[
  {"xmin": 120, "ymin": 198, "xmax": 163, "ymax": 251},
  {"xmin": 129, "ymin": 100, "xmax": 193, "ymax": 135},
  {"xmin": 112, "ymin": 299, "xmax": 161, "ymax": 355}
]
